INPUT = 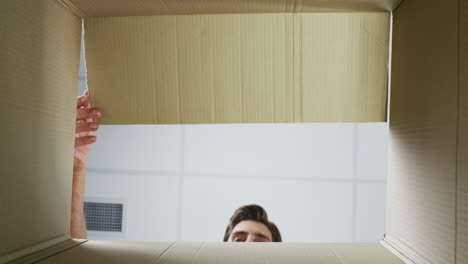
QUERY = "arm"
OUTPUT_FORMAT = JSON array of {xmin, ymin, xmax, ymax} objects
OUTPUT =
[
  {"xmin": 71, "ymin": 164, "xmax": 88, "ymax": 238},
  {"xmin": 70, "ymin": 90, "xmax": 101, "ymax": 239}
]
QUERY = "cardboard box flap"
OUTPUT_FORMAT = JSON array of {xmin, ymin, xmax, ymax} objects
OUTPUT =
[
  {"xmin": 330, "ymin": 243, "xmax": 404, "ymax": 264},
  {"xmin": 64, "ymin": 0, "xmax": 402, "ymax": 17},
  {"xmin": 0, "ymin": 0, "xmax": 81, "ymax": 262},
  {"xmin": 7, "ymin": 239, "xmax": 85, "ymax": 264},
  {"xmin": 36, "ymin": 241, "xmax": 174, "ymax": 264},
  {"xmin": 36, "ymin": 241, "xmax": 405, "ymax": 264},
  {"xmin": 386, "ymin": 0, "xmax": 460, "ymax": 263},
  {"xmin": 85, "ymin": 13, "xmax": 390, "ymax": 124},
  {"xmin": 457, "ymin": 0, "xmax": 468, "ymax": 263},
  {"xmin": 154, "ymin": 242, "xmax": 341, "ymax": 263}
]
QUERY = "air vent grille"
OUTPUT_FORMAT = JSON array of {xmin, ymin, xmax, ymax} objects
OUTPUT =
[{"xmin": 84, "ymin": 202, "xmax": 123, "ymax": 232}]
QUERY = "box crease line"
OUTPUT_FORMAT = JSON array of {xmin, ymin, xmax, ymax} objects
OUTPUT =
[
  {"xmin": 153, "ymin": 241, "xmax": 177, "ymax": 264},
  {"xmin": 55, "ymin": 0, "xmax": 88, "ymax": 18},
  {"xmin": 0, "ymin": 235, "xmax": 79, "ymax": 264},
  {"xmin": 383, "ymin": 235, "xmax": 430, "ymax": 264},
  {"xmin": 380, "ymin": 240, "xmax": 416, "ymax": 264},
  {"xmin": 28, "ymin": 239, "xmax": 87, "ymax": 264},
  {"xmin": 329, "ymin": 245, "xmax": 345, "ymax": 264}
]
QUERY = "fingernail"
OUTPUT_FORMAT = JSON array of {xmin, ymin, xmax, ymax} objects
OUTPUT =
[
  {"xmin": 92, "ymin": 110, "xmax": 102, "ymax": 117},
  {"xmin": 90, "ymin": 123, "xmax": 98, "ymax": 129},
  {"xmin": 88, "ymin": 136, "xmax": 96, "ymax": 141}
]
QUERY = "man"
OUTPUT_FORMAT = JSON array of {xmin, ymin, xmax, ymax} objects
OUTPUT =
[
  {"xmin": 224, "ymin": 204, "xmax": 282, "ymax": 242},
  {"xmin": 71, "ymin": 92, "xmax": 282, "ymax": 242}
]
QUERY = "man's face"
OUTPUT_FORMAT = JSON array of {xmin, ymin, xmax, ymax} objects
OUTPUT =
[{"xmin": 227, "ymin": 220, "xmax": 273, "ymax": 242}]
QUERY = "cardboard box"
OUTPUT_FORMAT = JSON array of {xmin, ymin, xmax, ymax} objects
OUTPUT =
[
  {"xmin": 0, "ymin": 0, "xmax": 466, "ymax": 263},
  {"xmin": 85, "ymin": 12, "xmax": 390, "ymax": 124}
]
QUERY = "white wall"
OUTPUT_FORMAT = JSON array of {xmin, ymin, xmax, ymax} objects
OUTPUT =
[{"xmin": 78, "ymin": 42, "xmax": 388, "ymax": 243}]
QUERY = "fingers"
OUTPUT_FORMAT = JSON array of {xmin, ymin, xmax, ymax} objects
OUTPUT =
[
  {"xmin": 77, "ymin": 108, "xmax": 102, "ymax": 121},
  {"xmin": 75, "ymin": 135, "xmax": 96, "ymax": 148},
  {"xmin": 77, "ymin": 95, "xmax": 90, "ymax": 109},
  {"xmin": 75, "ymin": 91, "xmax": 99, "ymax": 148},
  {"xmin": 75, "ymin": 122, "xmax": 99, "ymax": 134}
]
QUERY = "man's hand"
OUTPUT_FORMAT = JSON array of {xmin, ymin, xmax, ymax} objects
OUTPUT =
[
  {"xmin": 74, "ymin": 90, "xmax": 101, "ymax": 172},
  {"xmin": 71, "ymin": 90, "xmax": 101, "ymax": 239}
]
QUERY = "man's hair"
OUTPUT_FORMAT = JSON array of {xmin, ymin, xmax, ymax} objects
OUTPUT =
[{"xmin": 223, "ymin": 204, "xmax": 282, "ymax": 242}]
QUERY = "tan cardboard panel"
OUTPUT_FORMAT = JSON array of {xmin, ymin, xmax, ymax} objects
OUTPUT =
[
  {"xmin": 155, "ymin": 242, "xmax": 341, "ymax": 264},
  {"xmin": 0, "ymin": 0, "xmax": 81, "ymax": 261},
  {"xmin": 66, "ymin": 0, "xmax": 401, "ymax": 17},
  {"xmin": 457, "ymin": 0, "xmax": 468, "ymax": 263},
  {"xmin": 387, "ymin": 0, "xmax": 459, "ymax": 263},
  {"xmin": 84, "ymin": 14, "xmax": 293, "ymax": 124},
  {"xmin": 331, "ymin": 243, "xmax": 404, "ymax": 264},
  {"xmin": 85, "ymin": 13, "xmax": 389, "ymax": 124},
  {"xmin": 300, "ymin": 13, "xmax": 389, "ymax": 122},
  {"xmin": 37, "ymin": 242, "xmax": 404, "ymax": 264},
  {"xmin": 36, "ymin": 241, "xmax": 174, "ymax": 264}
]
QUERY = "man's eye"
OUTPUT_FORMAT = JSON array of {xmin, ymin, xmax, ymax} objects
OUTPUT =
[{"xmin": 233, "ymin": 238, "xmax": 245, "ymax": 242}]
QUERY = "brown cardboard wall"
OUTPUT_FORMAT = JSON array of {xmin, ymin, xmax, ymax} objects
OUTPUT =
[
  {"xmin": 300, "ymin": 13, "xmax": 389, "ymax": 122},
  {"xmin": 37, "ymin": 241, "xmax": 173, "ymax": 264},
  {"xmin": 65, "ymin": 0, "xmax": 401, "ymax": 16},
  {"xmin": 36, "ymin": 241, "xmax": 404, "ymax": 264},
  {"xmin": 85, "ymin": 13, "xmax": 389, "ymax": 124},
  {"xmin": 386, "ymin": 0, "xmax": 460, "ymax": 263},
  {"xmin": 457, "ymin": 0, "xmax": 468, "ymax": 263},
  {"xmin": 0, "ymin": 0, "xmax": 81, "ymax": 262}
]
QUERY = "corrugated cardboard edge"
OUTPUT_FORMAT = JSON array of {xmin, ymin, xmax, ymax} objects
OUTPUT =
[
  {"xmin": 382, "ymin": 234, "xmax": 446, "ymax": 264},
  {"xmin": 6, "ymin": 239, "xmax": 86, "ymax": 264},
  {"xmin": 380, "ymin": 239, "xmax": 416, "ymax": 264},
  {"xmin": 0, "ymin": 236, "xmax": 84, "ymax": 264},
  {"xmin": 56, "ymin": 0, "xmax": 87, "ymax": 18},
  {"xmin": 65, "ymin": 0, "xmax": 399, "ymax": 16},
  {"xmin": 58, "ymin": 0, "xmax": 404, "ymax": 19}
]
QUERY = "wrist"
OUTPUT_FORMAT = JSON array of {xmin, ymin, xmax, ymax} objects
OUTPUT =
[
  {"xmin": 73, "ymin": 166, "xmax": 86, "ymax": 174},
  {"xmin": 73, "ymin": 158, "xmax": 88, "ymax": 173}
]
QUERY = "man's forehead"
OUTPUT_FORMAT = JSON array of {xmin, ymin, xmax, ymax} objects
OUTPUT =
[{"xmin": 231, "ymin": 220, "xmax": 272, "ymax": 238}]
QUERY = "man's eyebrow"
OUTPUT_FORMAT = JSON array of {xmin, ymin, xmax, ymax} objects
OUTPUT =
[
  {"xmin": 232, "ymin": 231, "xmax": 248, "ymax": 237},
  {"xmin": 254, "ymin": 233, "xmax": 271, "ymax": 241}
]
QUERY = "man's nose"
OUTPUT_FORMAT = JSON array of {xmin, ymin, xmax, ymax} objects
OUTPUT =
[{"xmin": 246, "ymin": 235, "xmax": 256, "ymax": 242}]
